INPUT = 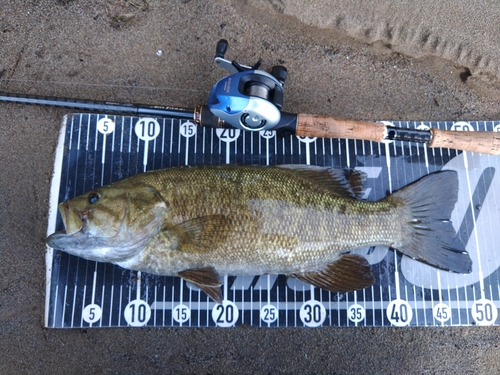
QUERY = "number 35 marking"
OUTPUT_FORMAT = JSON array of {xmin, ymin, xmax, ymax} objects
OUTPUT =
[{"xmin": 348, "ymin": 304, "xmax": 365, "ymax": 324}]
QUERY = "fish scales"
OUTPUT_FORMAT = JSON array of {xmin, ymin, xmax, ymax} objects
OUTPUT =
[
  {"xmin": 47, "ymin": 165, "xmax": 472, "ymax": 302},
  {"xmin": 135, "ymin": 166, "xmax": 402, "ymax": 273}
]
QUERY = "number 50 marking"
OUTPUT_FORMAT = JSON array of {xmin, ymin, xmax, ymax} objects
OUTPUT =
[{"xmin": 471, "ymin": 299, "xmax": 498, "ymax": 326}]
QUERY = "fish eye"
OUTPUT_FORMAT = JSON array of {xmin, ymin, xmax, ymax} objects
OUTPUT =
[{"xmin": 88, "ymin": 192, "xmax": 100, "ymax": 204}]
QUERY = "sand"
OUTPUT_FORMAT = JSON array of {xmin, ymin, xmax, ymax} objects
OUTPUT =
[{"xmin": 1, "ymin": 0, "xmax": 500, "ymax": 373}]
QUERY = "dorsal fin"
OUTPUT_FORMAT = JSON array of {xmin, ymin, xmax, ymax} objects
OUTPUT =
[
  {"xmin": 289, "ymin": 254, "xmax": 374, "ymax": 292},
  {"xmin": 276, "ymin": 165, "xmax": 366, "ymax": 198}
]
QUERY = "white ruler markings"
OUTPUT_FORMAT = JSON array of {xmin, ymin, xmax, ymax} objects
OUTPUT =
[{"xmin": 47, "ymin": 116, "xmax": 500, "ymax": 328}]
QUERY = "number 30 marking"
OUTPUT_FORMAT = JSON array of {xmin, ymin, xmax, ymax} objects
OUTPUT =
[{"xmin": 300, "ymin": 300, "xmax": 326, "ymax": 327}]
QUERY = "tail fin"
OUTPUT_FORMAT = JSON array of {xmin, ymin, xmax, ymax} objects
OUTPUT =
[{"xmin": 390, "ymin": 171, "xmax": 472, "ymax": 274}]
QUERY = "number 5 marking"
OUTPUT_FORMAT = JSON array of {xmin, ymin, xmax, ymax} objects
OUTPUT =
[
  {"xmin": 82, "ymin": 303, "xmax": 102, "ymax": 324},
  {"xmin": 97, "ymin": 118, "xmax": 115, "ymax": 135}
]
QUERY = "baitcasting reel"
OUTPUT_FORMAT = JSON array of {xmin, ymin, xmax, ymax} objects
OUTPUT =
[
  {"xmin": 208, "ymin": 39, "xmax": 287, "ymax": 132},
  {"xmin": 1, "ymin": 39, "xmax": 499, "ymax": 155}
]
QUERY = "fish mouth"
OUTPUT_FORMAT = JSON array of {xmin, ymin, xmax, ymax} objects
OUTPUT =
[
  {"xmin": 46, "ymin": 202, "xmax": 86, "ymax": 250},
  {"xmin": 59, "ymin": 201, "xmax": 84, "ymax": 235}
]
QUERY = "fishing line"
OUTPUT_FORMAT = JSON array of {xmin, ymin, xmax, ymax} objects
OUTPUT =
[{"xmin": 0, "ymin": 78, "xmax": 211, "ymax": 93}]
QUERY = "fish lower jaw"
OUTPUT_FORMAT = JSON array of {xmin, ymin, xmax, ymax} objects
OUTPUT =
[
  {"xmin": 115, "ymin": 256, "xmax": 144, "ymax": 271},
  {"xmin": 114, "ymin": 253, "xmax": 181, "ymax": 276}
]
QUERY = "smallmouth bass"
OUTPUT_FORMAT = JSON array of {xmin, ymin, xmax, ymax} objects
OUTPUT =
[{"xmin": 47, "ymin": 165, "xmax": 472, "ymax": 303}]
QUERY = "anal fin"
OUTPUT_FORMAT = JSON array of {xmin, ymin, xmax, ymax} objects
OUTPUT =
[
  {"xmin": 289, "ymin": 254, "xmax": 374, "ymax": 292},
  {"xmin": 178, "ymin": 267, "xmax": 223, "ymax": 303}
]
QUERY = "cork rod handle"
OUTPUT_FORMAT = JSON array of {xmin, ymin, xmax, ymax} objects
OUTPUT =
[
  {"xmin": 429, "ymin": 128, "xmax": 500, "ymax": 155},
  {"xmin": 296, "ymin": 114, "xmax": 387, "ymax": 142},
  {"xmin": 296, "ymin": 113, "xmax": 500, "ymax": 155}
]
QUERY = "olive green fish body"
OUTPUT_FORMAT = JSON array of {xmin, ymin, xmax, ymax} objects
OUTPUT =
[
  {"xmin": 117, "ymin": 166, "xmax": 402, "ymax": 273},
  {"xmin": 47, "ymin": 165, "xmax": 472, "ymax": 302}
]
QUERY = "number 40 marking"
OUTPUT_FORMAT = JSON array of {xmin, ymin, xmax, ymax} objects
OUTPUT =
[{"xmin": 387, "ymin": 299, "xmax": 413, "ymax": 327}]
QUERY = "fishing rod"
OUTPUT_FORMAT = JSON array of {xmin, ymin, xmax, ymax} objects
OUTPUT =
[{"xmin": 2, "ymin": 39, "xmax": 500, "ymax": 155}]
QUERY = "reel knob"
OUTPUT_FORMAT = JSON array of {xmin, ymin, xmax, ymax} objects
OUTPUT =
[{"xmin": 271, "ymin": 66, "xmax": 287, "ymax": 84}]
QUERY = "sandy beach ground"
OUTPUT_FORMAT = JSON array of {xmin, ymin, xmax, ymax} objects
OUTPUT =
[{"xmin": 1, "ymin": 1, "xmax": 500, "ymax": 373}]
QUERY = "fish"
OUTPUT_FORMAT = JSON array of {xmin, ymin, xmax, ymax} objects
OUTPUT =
[{"xmin": 46, "ymin": 165, "xmax": 472, "ymax": 303}]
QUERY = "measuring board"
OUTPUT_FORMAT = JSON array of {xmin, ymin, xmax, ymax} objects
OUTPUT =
[{"xmin": 45, "ymin": 115, "xmax": 500, "ymax": 328}]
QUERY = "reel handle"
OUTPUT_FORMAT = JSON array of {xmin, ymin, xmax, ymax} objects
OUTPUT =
[{"xmin": 215, "ymin": 39, "xmax": 228, "ymax": 58}]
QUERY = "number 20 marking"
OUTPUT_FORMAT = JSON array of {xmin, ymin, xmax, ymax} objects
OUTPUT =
[{"xmin": 212, "ymin": 300, "xmax": 239, "ymax": 327}]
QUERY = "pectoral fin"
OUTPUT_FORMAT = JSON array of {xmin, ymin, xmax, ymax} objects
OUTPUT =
[
  {"xmin": 178, "ymin": 267, "xmax": 223, "ymax": 303},
  {"xmin": 174, "ymin": 215, "xmax": 231, "ymax": 253},
  {"xmin": 289, "ymin": 254, "xmax": 374, "ymax": 292}
]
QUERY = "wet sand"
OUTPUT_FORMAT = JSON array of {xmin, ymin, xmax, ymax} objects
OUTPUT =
[{"xmin": 1, "ymin": 1, "xmax": 500, "ymax": 373}]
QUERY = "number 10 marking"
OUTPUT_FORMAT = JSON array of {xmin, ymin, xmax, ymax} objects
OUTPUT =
[{"xmin": 124, "ymin": 299, "xmax": 151, "ymax": 327}]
